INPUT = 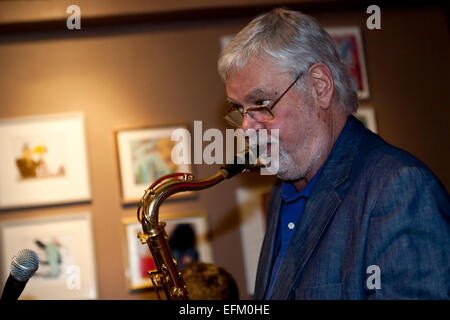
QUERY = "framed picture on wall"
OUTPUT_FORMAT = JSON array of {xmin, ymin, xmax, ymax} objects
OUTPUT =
[
  {"xmin": 115, "ymin": 125, "xmax": 192, "ymax": 204},
  {"xmin": 0, "ymin": 212, "xmax": 98, "ymax": 299},
  {"xmin": 0, "ymin": 113, "xmax": 91, "ymax": 210},
  {"xmin": 122, "ymin": 211, "xmax": 213, "ymax": 290},
  {"xmin": 236, "ymin": 185, "xmax": 272, "ymax": 296},
  {"xmin": 354, "ymin": 107, "xmax": 378, "ymax": 133},
  {"xmin": 325, "ymin": 26, "xmax": 370, "ymax": 100},
  {"xmin": 221, "ymin": 27, "xmax": 370, "ymax": 100}
]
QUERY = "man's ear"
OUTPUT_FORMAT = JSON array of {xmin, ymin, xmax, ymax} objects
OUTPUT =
[{"xmin": 308, "ymin": 63, "xmax": 334, "ymax": 110}]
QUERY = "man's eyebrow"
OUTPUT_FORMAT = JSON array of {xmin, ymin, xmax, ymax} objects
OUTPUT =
[
  {"xmin": 244, "ymin": 88, "xmax": 268, "ymax": 102},
  {"xmin": 226, "ymin": 87, "xmax": 273, "ymax": 105}
]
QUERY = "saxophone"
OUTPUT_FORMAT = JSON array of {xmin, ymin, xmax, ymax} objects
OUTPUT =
[{"xmin": 137, "ymin": 151, "xmax": 263, "ymax": 300}]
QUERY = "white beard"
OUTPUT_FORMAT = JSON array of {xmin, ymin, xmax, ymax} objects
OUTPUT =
[
  {"xmin": 255, "ymin": 133, "xmax": 305, "ymax": 180},
  {"xmin": 275, "ymin": 136, "xmax": 323, "ymax": 182},
  {"xmin": 276, "ymin": 144, "xmax": 303, "ymax": 180}
]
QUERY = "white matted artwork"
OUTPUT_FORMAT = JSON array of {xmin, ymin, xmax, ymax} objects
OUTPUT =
[
  {"xmin": 354, "ymin": 107, "xmax": 377, "ymax": 133},
  {"xmin": 236, "ymin": 185, "xmax": 272, "ymax": 296},
  {"xmin": 122, "ymin": 211, "xmax": 213, "ymax": 290},
  {"xmin": 0, "ymin": 113, "xmax": 91, "ymax": 210},
  {"xmin": 115, "ymin": 125, "xmax": 192, "ymax": 203},
  {"xmin": 0, "ymin": 212, "xmax": 98, "ymax": 299}
]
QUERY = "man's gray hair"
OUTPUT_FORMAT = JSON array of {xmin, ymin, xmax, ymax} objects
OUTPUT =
[{"xmin": 218, "ymin": 8, "xmax": 358, "ymax": 114}]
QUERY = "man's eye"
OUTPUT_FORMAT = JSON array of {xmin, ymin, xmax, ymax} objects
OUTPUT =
[{"xmin": 256, "ymin": 100, "xmax": 270, "ymax": 107}]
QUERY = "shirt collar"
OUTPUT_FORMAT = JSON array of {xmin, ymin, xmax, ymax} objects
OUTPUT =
[
  {"xmin": 280, "ymin": 117, "xmax": 351, "ymax": 203},
  {"xmin": 280, "ymin": 166, "xmax": 323, "ymax": 203}
]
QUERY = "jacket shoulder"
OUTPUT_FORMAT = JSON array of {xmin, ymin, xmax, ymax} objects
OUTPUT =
[{"xmin": 355, "ymin": 128, "xmax": 442, "ymax": 185}]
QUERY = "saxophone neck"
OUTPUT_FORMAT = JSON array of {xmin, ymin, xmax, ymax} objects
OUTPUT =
[
  {"xmin": 138, "ymin": 170, "xmax": 229, "ymax": 229},
  {"xmin": 138, "ymin": 148, "xmax": 264, "ymax": 231}
]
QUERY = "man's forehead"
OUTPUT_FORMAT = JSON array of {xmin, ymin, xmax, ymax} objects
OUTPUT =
[
  {"xmin": 229, "ymin": 55, "xmax": 278, "ymax": 79},
  {"xmin": 225, "ymin": 58, "xmax": 282, "ymax": 101}
]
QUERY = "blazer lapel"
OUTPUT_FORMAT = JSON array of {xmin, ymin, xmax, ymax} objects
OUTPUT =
[{"xmin": 269, "ymin": 181, "xmax": 341, "ymax": 299}]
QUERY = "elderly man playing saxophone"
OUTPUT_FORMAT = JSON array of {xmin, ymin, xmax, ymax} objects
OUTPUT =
[{"xmin": 218, "ymin": 8, "xmax": 449, "ymax": 299}]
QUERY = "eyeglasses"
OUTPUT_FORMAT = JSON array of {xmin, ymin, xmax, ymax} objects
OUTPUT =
[{"xmin": 224, "ymin": 73, "xmax": 302, "ymax": 128}]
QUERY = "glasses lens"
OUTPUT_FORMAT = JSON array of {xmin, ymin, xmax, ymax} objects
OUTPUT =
[{"xmin": 224, "ymin": 109, "xmax": 243, "ymax": 127}]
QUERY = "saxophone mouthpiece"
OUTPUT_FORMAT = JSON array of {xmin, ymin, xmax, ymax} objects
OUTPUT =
[{"xmin": 221, "ymin": 148, "xmax": 264, "ymax": 178}]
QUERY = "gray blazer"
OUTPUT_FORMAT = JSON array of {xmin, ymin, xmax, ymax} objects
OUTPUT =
[{"xmin": 255, "ymin": 116, "xmax": 450, "ymax": 299}]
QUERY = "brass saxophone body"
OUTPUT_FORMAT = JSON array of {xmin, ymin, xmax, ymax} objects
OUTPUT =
[{"xmin": 137, "ymin": 152, "xmax": 262, "ymax": 300}]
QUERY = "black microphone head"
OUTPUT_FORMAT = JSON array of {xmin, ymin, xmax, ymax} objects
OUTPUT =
[{"xmin": 10, "ymin": 249, "xmax": 39, "ymax": 282}]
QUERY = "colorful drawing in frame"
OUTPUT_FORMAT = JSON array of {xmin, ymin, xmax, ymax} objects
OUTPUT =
[
  {"xmin": 0, "ymin": 113, "xmax": 91, "ymax": 210},
  {"xmin": 0, "ymin": 212, "xmax": 98, "ymax": 299},
  {"xmin": 325, "ymin": 26, "xmax": 370, "ymax": 100},
  {"xmin": 221, "ymin": 27, "xmax": 369, "ymax": 100},
  {"xmin": 115, "ymin": 125, "xmax": 192, "ymax": 203},
  {"xmin": 122, "ymin": 211, "xmax": 213, "ymax": 290}
]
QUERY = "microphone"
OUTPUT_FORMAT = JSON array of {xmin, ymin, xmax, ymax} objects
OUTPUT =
[{"xmin": 1, "ymin": 249, "xmax": 39, "ymax": 301}]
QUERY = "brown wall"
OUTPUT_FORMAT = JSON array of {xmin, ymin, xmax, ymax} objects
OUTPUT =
[{"xmin": 0, "ymin": 2, "xmax": 448, "ymax": 300}]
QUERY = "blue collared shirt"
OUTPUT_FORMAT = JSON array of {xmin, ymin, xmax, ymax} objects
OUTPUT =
[
  {"xmin": 265, "ymin": 119, "xmax": 350, "ymax": 299},
  {"xmin": 264, "ymin": 167, "xmax": 323, "ymax": 298}
]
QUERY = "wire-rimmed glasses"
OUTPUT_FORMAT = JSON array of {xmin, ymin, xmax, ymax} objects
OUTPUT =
[{"xmin": 224, "ymin": 73, "xmax": 302, "ymax": 128}]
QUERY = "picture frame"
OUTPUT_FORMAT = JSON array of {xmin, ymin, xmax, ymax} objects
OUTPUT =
[
  {"xmin": 115, "ymin": 125, "xmax": 192, "ymax": 204},
  {"xmin": 325, "ymin": 26, "xmax": 370, "ymax": 100},
  {"xmin": 236, "ymin": 185, "xmax": 272, "ymax": 296},
  {"xmin": 122, "ymin": 211, "xmax": 213, "ymax": 290},
  {"xmin": 0, "ymin": 113, "xmax": 91, "ymax": 210},
  {"xmin": 221, "ymin": 27, "xmax": 370, "ymax": 100},
  {"xmin": 354, "ymin": 107, "xmax": 378, "ymax": 133},
  {"xmin": 0, "ymin": 212, "xmax": 98, "ymax": 300}
]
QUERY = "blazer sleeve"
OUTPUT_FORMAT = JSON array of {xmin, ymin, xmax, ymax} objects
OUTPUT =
[{"xmin": 364, "ymin": 166, "xmax": 450, "ymax": 299}]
